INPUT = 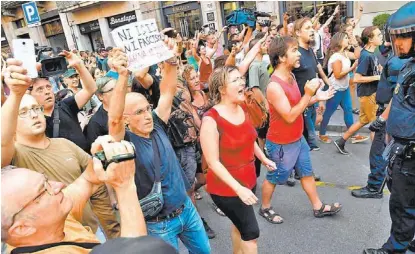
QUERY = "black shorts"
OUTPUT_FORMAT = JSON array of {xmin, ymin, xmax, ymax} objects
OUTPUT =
[
  {"xmin": 256, "ymin": 117, "xmax": 269, "ymax": 140},
  {"xmin": 210, "ymin": 186, "xmax": 259, "ymax": 241}
]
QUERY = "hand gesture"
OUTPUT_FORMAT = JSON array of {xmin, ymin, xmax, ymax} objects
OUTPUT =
[
  {"xmin": 90, "ymin": 135, "xmax": 136, "ymax": 190},
  {"xmin": 221, "ymin": 26, "xmax": 228, "ymax": 33},
  {"xmin": 334, "ymin": 5, "xmax": 340, "ymax": 15},
  {"xmin": 230, "ymin": 45, "xmax": 237, "ymax": 56},
  {"xmin": 318, "ymin": 6, "xmax": 324, "ymax": 14},
  {"xmin": 315, "ymin": 84, "xmax": 336, "ymax": 101},
  {"xmin": 110, "ymin": 48, "xmax": 129, "ymax": 76},
  {"xmin": 236, "ymin": 185, "xmax": 258, "ymax": 205},
  {"xmin": 176, "ymin": 33, "xmax": 183, "ymax": 43},
  {"xmin": 262, "ymin": 158, "xmax": 277, "ymax": 171},
  {"xmin": 2, "ymin": 58, "xmax": 40, "ymax": 96},
  {"xmin": 359, "ymin": 5, "xmax": 363, "ymax": 12},
  {"xmin": 304, "ymin": 78, "xmax": 321, "ymax": 96},
  {"xmin": 283, "ymin": 12, "xmax": 290, "ymax": 22},
  {"xmin": 59, "ymin": 50, "xmax": 83, "ymax": 70}
]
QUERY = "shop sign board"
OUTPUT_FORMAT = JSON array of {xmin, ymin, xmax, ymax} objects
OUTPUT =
[
  {"xmin": 79, "ymin": 20, "xmax": 100, "ymax": 34},
  {"xmin": 111, "ymin": 18, "xmax": 174, "ymax": 70},
  {"xmin": 108, "ymin": 12, "xmax": 137, "ymax": 29}
]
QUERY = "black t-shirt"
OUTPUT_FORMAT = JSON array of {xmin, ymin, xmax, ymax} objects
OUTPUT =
[
  {"xmin": 45, "ymin": 96, "xmax": 89, "ymax": 152},
  {"xmin": 85, "ymin": 105, "xmax": 108, "ymax": 151},
  {"xmin": 356, "ymin": 48, "xmax": 381, "ymax": 97},
  {"xmin": 132, "ymin": 74, "xmax": 160, "ymax": 108},
  {"xmin": 292, "ymin": 47, "xmax": 319, "ymax": 95}
]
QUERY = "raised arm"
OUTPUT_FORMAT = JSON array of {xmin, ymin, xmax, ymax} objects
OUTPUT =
[
  {"xmin": 283, "ymin": 13, "xmax": 289, "ymax": 36},
  {"xmin": 236, "ymin": 25, "xmax": 247, "ymax": 42},
  {"xmin": 321, "ymin": 6, "xmax": 340, "ymax": 30},
  {"xmin": 1, "ymin": 59, "xmax": 33, "ymax": 167},
  {"xmin": 238, "ymin": 32, "xmax": 268, "ymax": 76},
  {"xmin": 60, "ymin": 50, "xmax": 97, "ymax": 109},
  {"xmin": 133, "ymin": 66, "xmax": 154, "ymax": 90},
  {"xmin": 353, "ymin": 5, "xmax": 364, "ymax": 28},
  {"xmin": 192, "ymin": 31, "xmax": 202, "ymax": 63},
  {"xmin": 155, "ymin": 37, "xmax": 178, "ymax": 123},
  {"xmin": 108, "ymin": 49, "xmax": 129, "ymax": 142}
]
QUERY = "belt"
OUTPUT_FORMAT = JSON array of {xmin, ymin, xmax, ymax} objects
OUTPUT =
[{"xmin": 147, "ymin": 204, "xmax": 185, "ymax": 222}]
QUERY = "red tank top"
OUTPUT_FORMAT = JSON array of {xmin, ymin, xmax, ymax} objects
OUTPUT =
[
  {"xmin": 203, "ymin": 106, "xmax": 257, "ymax": 197},
  {"xmin": 199, "ymin": 58, "xmax": 212, "ymax": 83},
  {"xmin": 267, "ymin": 75, "xmax": 304, "ymax": 144}
]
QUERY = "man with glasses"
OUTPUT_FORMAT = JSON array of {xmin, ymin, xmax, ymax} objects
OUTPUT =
[
  {"xmin": 1, "ymin": 57, "xmax": 120, "ymax": 239},
  {"xmin": 29, "ymin": 50, "xmax": 97, "ymax": 153},
  {"xmin": 1, "ymin": 138, "xmax": 146, "ymax": 253},
  {"xmin": 108, "ymin": 46, "xmax": 210, "ymax": 253}
]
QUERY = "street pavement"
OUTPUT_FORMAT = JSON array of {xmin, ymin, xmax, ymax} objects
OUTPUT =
[{"xmin": 180, "ymin": 129, "xmax": 392, "ymax": 254}]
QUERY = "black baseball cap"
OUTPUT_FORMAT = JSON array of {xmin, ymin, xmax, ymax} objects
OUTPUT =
[{"xmin": 90, "ymin": 236, "xmax": 177, "ymax": 254}]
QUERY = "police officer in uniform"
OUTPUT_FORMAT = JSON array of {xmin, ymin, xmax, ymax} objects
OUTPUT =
[
  {"xmin": 352, "ymin": 16, "xmax": 410, "ymax": 199},
  {"xmin": 364, "ymin": 2, "xmax": 415, "ymax": 253}
]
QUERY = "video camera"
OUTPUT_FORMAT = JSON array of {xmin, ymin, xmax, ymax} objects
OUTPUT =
[
  {"xmin": 225, "ymin": 7, "xmax": 271, "ymax": 28},
  {"xmin": 36, "ymin": 46, "xmax": 67, "ymax": 78}
]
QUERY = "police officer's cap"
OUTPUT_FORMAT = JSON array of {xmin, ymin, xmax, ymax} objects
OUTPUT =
[{"xmin": 389, "ymin": 2, "xmax": 415, "ymax": 35}]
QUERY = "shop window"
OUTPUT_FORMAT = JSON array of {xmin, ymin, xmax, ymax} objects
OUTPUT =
[
  {"xmin": 14, "ymin": 19, "xmax": 26, "ymax": 29},
  {"xmin": 166, "ymin": 9, "xmax": 201, "ymax": 39},
  {"xmin": 43, "ymin": 20, "xmax": 64, "ymax": 38}
]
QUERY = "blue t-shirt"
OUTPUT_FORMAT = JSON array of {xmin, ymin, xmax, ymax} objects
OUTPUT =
[
  {"xmin": 292, "ymin": 47, "xmax": 319, "ymax": 96},
  {"xmin": 126, "ymin": 112, "xmax": 190, "ymax": 217},
  {"xmin": 356, "ymin": 49, "xmax": 381, "ymax": 97}
]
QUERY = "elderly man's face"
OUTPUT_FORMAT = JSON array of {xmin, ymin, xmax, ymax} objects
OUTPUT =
[
  {"xmin": 123, "ymin": 93, "xmax": 154, "ymax": 138},
  {"xmin": 2, "ymin": 168, "xmax": 71, "ymax": 242}
]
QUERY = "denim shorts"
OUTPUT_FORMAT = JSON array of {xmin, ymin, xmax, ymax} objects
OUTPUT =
[
  {"xmin": 175, "ymin": 144, "xmax": 197, "ymax": 186},
  {"xmin": 265, "ymin": 137, "xmax": 314, "ymax": 185}
]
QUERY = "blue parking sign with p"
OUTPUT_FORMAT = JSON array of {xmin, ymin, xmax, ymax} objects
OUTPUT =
[{"xmin": 22, "ymin": 2, "xmax": 41, "ymax": 26}]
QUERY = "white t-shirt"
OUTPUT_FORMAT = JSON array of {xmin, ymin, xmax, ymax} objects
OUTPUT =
[
  {"xmin": 235, "ymin": 50, "xmax": 245, "ymax": 66},
  {"xmin": 328, "ymin": 52, "xmax": 351, "ymax": 91}
]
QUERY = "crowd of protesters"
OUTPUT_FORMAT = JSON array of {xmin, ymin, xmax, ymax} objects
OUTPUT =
[{"xmin": 2, "ymin": 2, "xmax": 413, "ymax": 254}]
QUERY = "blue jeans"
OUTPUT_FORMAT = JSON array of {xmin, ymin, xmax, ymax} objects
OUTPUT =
[
  {"xmin": 367, "ymin": 125, "xmax": 387, "ymax": 188},
  {"xmin": 265, "ymin": 137, "xmax": 314, "ymax": 185},
  {"xmin": 320, "ymin": 88, "xmax": 354, "ymax": 135},
  {"xmin": 147, "ymin": 197, "xmax": 211, "ymax": 253},
  {"xmin": 303, "ymin": 105, "xmax": 319, "ymax": 148},
  {"xmin": 175, "ymin": 144, "xmax": 197, "ymax": 186}
]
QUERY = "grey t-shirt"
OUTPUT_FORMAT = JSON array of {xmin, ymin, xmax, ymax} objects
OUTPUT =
[{"xmin": 248, "ymin": 59, "xmax": 270, "ymax": 94}]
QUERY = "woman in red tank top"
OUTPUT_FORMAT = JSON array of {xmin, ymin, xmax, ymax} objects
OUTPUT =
[{"xmin": 200, "ymin": 66, "xmax": 276, "ymax": 253}]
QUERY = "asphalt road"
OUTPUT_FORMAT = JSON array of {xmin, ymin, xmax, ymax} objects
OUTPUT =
[{"xmin": 180, "ymin": 133, "xmax": 394, "ymax": 254}]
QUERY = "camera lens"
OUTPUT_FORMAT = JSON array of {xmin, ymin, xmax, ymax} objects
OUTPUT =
[{"xmin": 22, "ymin": 42, "xmax": 26, "ymax": 45}]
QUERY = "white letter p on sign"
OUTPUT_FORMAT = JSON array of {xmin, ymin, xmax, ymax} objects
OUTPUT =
[{"xmin": 26, "ymin": 6, "xmax": 35, "ymax": 22}]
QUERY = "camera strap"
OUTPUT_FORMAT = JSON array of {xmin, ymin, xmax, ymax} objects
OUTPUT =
[
  {"xmin": 151, "ymin": 136, "xmax": 161, "ymax": 182},
  {"xmin": 52, "ymin": 102, "xmax": 61, "ymax": 138}
]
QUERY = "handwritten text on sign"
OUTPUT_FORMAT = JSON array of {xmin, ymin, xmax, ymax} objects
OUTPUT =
[{"xmin": 111, "ymin": 19, "xmax": 174, "ymax": 70}]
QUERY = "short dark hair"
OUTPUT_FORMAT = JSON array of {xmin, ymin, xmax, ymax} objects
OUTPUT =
[
  {"xmin": 277, "ymin": 24, "xmax": 284, "ymax": 32},
  {"xmin": 361, "ymin": 26, "xmax": 379, "ymax": 45},
  {"xmin": 268, "ymin": 36, "xmax": 298, "ymax": 68},
  {"xmin": 214, "ymin": 55, "xmax": 229, "ymax": 70}
]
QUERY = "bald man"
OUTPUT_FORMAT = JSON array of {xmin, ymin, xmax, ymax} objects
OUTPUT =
[
  {"xmin": 1, "ymin": 150, "xmax": 145, "ymax": 253},
  {"xmin": 1, "ymin": 58, "xmax": 120, "ymax": 239},
  {"xmin": 107, "ymin": 48, "xmax": 210, "ymax": 253}
]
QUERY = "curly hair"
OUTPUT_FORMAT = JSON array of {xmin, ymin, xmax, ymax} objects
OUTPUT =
[
  {"xmin": 182, "ymin": 64, "xmax": 195, "ymax": 81},
  {"xmin": 208, "ymin": 66, "xmax": 239, "ymax": 105}
]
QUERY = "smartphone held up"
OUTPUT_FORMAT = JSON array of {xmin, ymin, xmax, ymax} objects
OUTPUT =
[{"xmin": 12, "ymin": 39, "xmax": 67, "ymax": 78}]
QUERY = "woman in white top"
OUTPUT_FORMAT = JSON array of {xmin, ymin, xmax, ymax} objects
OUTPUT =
[{"xmin": 319, "ymin": 32, "xmax": 359, "ymax": 143}]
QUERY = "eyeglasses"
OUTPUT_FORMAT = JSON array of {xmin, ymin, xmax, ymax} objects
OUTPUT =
[
  {"xmin": 10, "ymin": 174, "xmax": 54, "ymax": 226},
  {"xmin": 125, "ymin": 104, "xmax": 153, "ymax": 116},
  {"xmin": 18, "ymin": 105, "xmax": 44, "ymax": 118}
]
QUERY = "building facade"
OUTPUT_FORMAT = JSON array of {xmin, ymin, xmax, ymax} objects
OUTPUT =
[{"xmin": 1, "ymin": 1, "xmax": 409, "ymax": 55}]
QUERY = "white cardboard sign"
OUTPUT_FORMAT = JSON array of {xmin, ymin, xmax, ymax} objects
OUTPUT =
[{"xmin": 111, "ymin": 19, "xmax": 174, "ymax": 70}]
